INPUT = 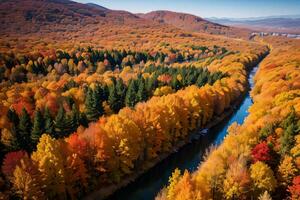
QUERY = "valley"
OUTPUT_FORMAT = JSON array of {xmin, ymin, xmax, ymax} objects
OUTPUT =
[{"xmin": 0, "ymin": 1, "xmax": 299, "ymax": 200}]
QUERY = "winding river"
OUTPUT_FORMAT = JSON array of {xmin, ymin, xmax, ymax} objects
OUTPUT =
[{"xmin": 107, "ymin": 64, "xmax": 259, "ymax": 200}]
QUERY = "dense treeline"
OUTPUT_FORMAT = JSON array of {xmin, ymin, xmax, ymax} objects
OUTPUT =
[
  {"xmin": 156, "ymin": 37, "xmax": 300, "ymax": 200},
  {"xmin": 0, "ymin": 43, "xmax": 267, "ymax": 198},
  {"xmin": 0, "ymin": 46, "xmax": 227, "ymax": 83}
]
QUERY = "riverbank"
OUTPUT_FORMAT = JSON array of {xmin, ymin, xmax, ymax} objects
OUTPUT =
[{"xmin": 84, "ymin": 53, "xmax": 268, "ymax": 200}]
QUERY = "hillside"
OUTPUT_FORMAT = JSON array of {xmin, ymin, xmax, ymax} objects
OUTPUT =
[
  {"xmin": 0, "ymin": 0, "xmax": 143, "ymax": 34},
  {"xmin": 0, "ymin": 0, "xmax": 170, "ymax": 53},
  {"xmin": 137, "ymin": 10, "xmax": 250, "ymax": 39},
  {"xmin": 0, "ymin": 0, "xmax": 258, "ymax": 54},
  {"xmin": 85, "ymin": 3, "xmax": 109, "ymax": 11}
]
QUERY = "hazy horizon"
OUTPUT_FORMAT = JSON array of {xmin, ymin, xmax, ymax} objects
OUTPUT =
[{"xmin": 73, "ymin": 0, "xmax": 300, "ymax": 18}]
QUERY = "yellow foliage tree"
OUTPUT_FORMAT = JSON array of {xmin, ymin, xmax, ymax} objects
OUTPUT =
[
  {"xmin": 223, "ymin": 159, "xmax": 250, "ymax": 199},
  {"xmin": 12, "ymin": 156, "xmax": 44, "ymax": 200},
  {"xmin": 277, "ymin": 156, "xmax": 297, "ymax": 187},
  {"xmin": 104, "ymin": 115, "xmax": 143, "ymax": 174},
  {"xmin": 250, "ymin": 161, "xmax": 277, "ymax": 194},
  {"xmin": 31, "ymin": 134, "xmax": 67, "ymax": 199}
]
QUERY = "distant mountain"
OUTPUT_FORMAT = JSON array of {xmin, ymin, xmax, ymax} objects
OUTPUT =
[
  {"xmin": 208, "ymin": 16, "xmax": 300, "ymax": 34},
  {"xmin": 137, "ymin": 10, "xmax": 250, "ymax": 38},
  {"xmin": 208, "ymin": 14, "xmax": 300, "ymax": 21}
]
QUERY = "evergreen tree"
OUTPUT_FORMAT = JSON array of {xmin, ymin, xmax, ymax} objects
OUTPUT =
[
  {"xmin": 94, "ymin": 84, "xmax": 105, "ymax": 115},
  {"xmin": 31, "ymin": 109, "xmax": 44, "ymax": 150},
  {"xmin": 7, "ymin": 108, "xmax": 19, "ymax": 125},
  {"xmin": 44, "ymin": 107, "xmax": 54, "ymax": 136},
  {"xmin": 280, "ymin": 107, "xmax": 299, "ymax": 155},
  {"xmin": 196, "ymin": 73, "xmax": 208, "ymax": 87},
  {"xmin": 281, "ymin": 106, "xmax": 298, "ymax": 129},
  {"xmin": 280, "ymin": 124, "xmax": 296, "ymax": 155},
  {"xmin": 125, "ymin": 81, "xmax": 137, "ymax": 108},
  {"xmin": 54, "ymin": 105, "xmax": 68, "ymax": 138},
  {"xmin": 85, "ymin": 88, "xmax": 100, "ymax": 122},
  {"xmin": 70, "ymin": 104, "xmax": 80, "ymax": 133},
  {"xmin": 116, "ymin": 79, "xmax": 126, "ymax": 107},
  {"xmin": 7, "ymin": 108, "xmax": 21, "ymax": 151},
  {"xmin": 79, "ymin": 113, "xmax": 89, "ymax": 128},
  {"xmin": 171, "ymin": 75, "xmax": 181, "ymax": 90},
  {"xmin": 137, "ymin": 79, "xmax": 147, "ymax": 102},
  {"xmin": 18, "ymin": 108, "xmax": 32, "ymax": 152},
  {"xmin": 10, "ymin": 124, "xmax": 21, "ymax": 151},
  {"xmin": 94, "ymin": 84, "xmax": 106, "ymax": 101},
  {"xmin": 108, "ymin": 84, "xmax": 121, "ymax": 113}
]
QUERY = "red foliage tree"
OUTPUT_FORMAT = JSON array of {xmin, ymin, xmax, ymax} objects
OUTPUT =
[
  {"xmin": 158, "ymin": 74, "xmax": 172, "ymax": 84},
  {"xmin": 12, "ymin": 98, "xmax": 34, "ymax": 116},
  {"xmin": 251, "ymin": 141, "xmax": 271, "ymax": 162},
  {"xmin": 289, "ymin": 176, "xmax": 300, "ymax": 200},
  {"xmin": 2, "ymin": 151, "xmax": 27, "ymax": 178},
  {"xmin": 67, "ymin": 133, "xmax": 88, "ymax": 159}
]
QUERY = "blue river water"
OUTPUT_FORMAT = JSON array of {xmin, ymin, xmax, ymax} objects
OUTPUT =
[{"xmin": 107, "ymin": 65, "xmax": 259, "ymax": 200}]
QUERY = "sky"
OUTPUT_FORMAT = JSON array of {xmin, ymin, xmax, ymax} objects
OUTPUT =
[{"xmin": 73, "ymin": 0, "xmax": 300, "ymax": 18}]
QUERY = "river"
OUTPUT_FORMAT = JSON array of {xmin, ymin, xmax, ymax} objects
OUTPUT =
[{"xmin": 107, "ymin": 65, "xmax": 259, "ymax": 200}]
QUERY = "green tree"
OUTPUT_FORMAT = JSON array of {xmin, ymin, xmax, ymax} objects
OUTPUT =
[
  {"xmin": 85, "ymin": 88, "xmax": 101, "ymax": 122},
  {"xmin": 125, "ymin": 81, "xmax": 137, "ymax": 108},
  {"xmin": 281, "ymin": 106, "xmax": 298, "ymax": 129},
  {"xmin": 10, "ymin": 125, "xmax": 21, "ymax": 151},
  {"xmin": 171, "ymin": 75, "xmax": 181, "ymax": 90},
  {"xmin": 31, "ymin": 109, "xmax": 44, "ymax": 150},
  {"xmin": 280, "ymin": 106, "xmax": 299, "ymax": 155},
  {"xmin": 54, "ymin": 105, "xmax": 68, "ymax": 138},
  {"xmin": 7, "ymin": 108, "xmax": 19, "ymax": 126},
  {"xmin": 196, "ymin": 73, "xmax": 208, "ymax": 87},
  {"xmin": 7, "ymin": 108, "xmax": 21, "ymax": 150},
  {"xmin": 18, "ymin": 108, "xmax": 32, "ymax": 152},
  {"xmin": 137, "ymin": 79, "xmax": 148, "ymax": 102},
  {"xmin": 108, "ymin": 84, "xmax": 121, "ymax": 113},
  {"xmin": 44, "ymin": 107, "xmax": 54, "ymax": 136},
  {"xmin": 69, "ymin": 104, "xmax": 80, "ymax": 133},
  {"xmin": 116, "ymin": 79, "xmax": 126, "ymax": 107},
  {"xmin": 280, "ymin": 124, "xmax": 296, "ymax": 155}
]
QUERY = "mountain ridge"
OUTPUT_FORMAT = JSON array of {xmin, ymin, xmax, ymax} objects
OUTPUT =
[{"xmin": 137, "ymin": 10, "xmax": 250, "ymax": 38}]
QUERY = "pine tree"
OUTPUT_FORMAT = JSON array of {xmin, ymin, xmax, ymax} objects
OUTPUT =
[
  {"xmin": 79, "ymin": 113, "xmax": 89, "ymax": 128},
  {"xmin": 94, "ymin": 86, "xmax": 104, "ymax": 116},
  {"xmin": 281, "ymin": 106, "xmax": 298, "ymax": 129},
  {"xmin": 171, "ymin": 75, "xmax": 181, "ymax": 90},
  {"xmin": 137, "ymin": 79, "xmax": 147, "ymax": 102},
  {"xmin": 280, "ymin": 107, "xmax": 298, "ymax": 155},
  {"xmin": 7, "ymin": 108, "xmax": 19, "ymax": 125},
  {"xmin": 10, "ymin": 124, "xmax": 21, "ymax": 151},
  {"xmin": 7, "ymin": 108, "xmax": 21, "ymax": 151},
  {"xmin": 108, "ymin": 84, "xmax": 120, "ymax": 113},
  {"xmin": 94, "ymin": 84, "xmax": 106, "ymax": 101},
  {"xmin": 31, "ymin": 109, "xmax": 44, "ymax": 150},
  {"xmin": 18, "ymin": 108, "xmax": 32, "ymax": 152},
  {"xmin": 44, "ymin": 107, "xmax": 54, "ymax": 136},
  {"xmin": 196, "ymin": 73, "xmax": 207, "ymax": 87},
  {"xmin": 125, "ymin": 81, "xmax": 137, "ymax": 108},
  {"xmin": 116, "ymin": 79, "xmax": 126, "ymax": 107},
  {"xmin": 54, "ymin": 105, "xmax": 68, "ymax": 138},
  {"xmin": 69, "ymin": 104, "xmax": 80, "ymax": 133},
  {"xmin": 85, "ymin": 88, "xmax": 100, "ymax": 122}
]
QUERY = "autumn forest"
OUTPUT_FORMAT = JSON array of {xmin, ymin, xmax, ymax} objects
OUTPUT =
[{"xmin": 0, "ymin": 0, "xmax": 300, "ymax": 200}]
